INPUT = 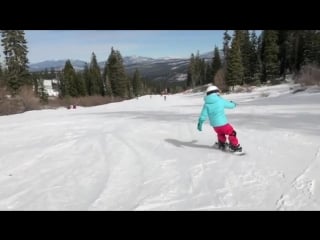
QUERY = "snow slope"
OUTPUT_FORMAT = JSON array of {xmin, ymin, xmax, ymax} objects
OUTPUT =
[{"xmin": 0, "ymin": 83, "xmax": 320, "ymax": 210}]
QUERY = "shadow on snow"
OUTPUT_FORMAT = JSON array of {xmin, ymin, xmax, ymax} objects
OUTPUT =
[{"xmin": 165, "ymin": 139, "xmax": 213, "ymax": 150}]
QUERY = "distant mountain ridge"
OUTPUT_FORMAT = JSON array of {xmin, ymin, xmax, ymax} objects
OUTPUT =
[{"xmin": 29, "ymin": 51, "xmax": 219, "ymax": 82}]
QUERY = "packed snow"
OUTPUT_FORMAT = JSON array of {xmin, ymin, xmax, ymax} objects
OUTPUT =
[{"xmin": 0, "ymin": 82, "xmax": 320, "ymax": 210}]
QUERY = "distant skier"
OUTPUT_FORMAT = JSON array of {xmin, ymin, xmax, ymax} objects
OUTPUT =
[{"xmin": 197, "ymin": 85, "xmax": 243, "ymax": 153}]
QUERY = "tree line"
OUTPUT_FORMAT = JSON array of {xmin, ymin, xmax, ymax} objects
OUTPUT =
[
  {"xmin": 1, "ymin": 30, "xmax": 320, "ymax": 102},
  {"xmin": 0, "ymin": 31, "xmax": 149, "ymax": 102},
  {"xmin": 186, "ymin": 30, "xmax": 320, "ymax": 92}
]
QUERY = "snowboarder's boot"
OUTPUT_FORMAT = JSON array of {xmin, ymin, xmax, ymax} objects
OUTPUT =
[
  {"xmin": 218, "ymin": 141, "xmax": 226, "ymax": 150},
  {"xmin": 229, "ymin": 144, "xmax": 243, "ymax": 153}
]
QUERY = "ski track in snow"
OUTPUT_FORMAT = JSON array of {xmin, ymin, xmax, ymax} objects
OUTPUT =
[
  {"xmin": 276, "ymin": 146, "xmax": 320, "ymax": 210},
  {"xmin": 88, "ymin": 132, "xmax": 146, "ymax": 210},
  {"xmin": 1, "ymin": 83, "xmax": 320, "ymax": 210}
]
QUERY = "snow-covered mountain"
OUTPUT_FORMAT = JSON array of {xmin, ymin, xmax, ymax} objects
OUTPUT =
[
  {"xmin": 123, "ymin": 56, "xmax": 154, "ymax": 64},
  {"xmin": 28, "ymin": 51, "xmax": 216, "ymax": 82},
  {"xmin": 29, "ymin": 59, "xmax": 87, "ymax": 72}
]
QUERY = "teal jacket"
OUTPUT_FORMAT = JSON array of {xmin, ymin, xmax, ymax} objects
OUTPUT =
[{"xmin": 198, "ymin": 93, "xmax": 236, "ymax": 127}]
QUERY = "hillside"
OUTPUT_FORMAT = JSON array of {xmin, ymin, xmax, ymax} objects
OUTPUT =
[
  {"xmin": 1, "ymin": 82, "xmax": 320, "ymax": 210},
  {"xmin": 28, "ymin": 51, "xmax": 216, "ymax": 83}
]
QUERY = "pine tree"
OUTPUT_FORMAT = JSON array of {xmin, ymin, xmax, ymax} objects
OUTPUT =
[
  {"xmin": 56, "ymin": 71, "xmax": 63, "ymax": 98},
  {"xmin": 205, "ymin": 62, "xmax": 212, "ymax": 84},
  {"xmin": 187, "ymin": 53, "xmax": 196, "ymax": 88},
  {"xmin": 226, "ymin": 31, "xmax": 244, "ymax": 90},
  {"xmin": 277, "ymin": 30, "xmax": 290, "ymax": 78},
  {"xmin": 102, "ymin": 60, "xmax": 112, "ymax": 97},
  {"xmin": 82, "ymin": 63, "xmax": 90, "ymax": 95},
  {"xmin": 38, "ymin": 79, "xmax": 49, "ymax": 104},
  {"xmin": 141, "ymin": 77, "xmax": 148, "ymax": 94},
  {"xmin": 127, "ymin": 76, "xmax": 133, "ymax": 99},
  {"xmin": 132, "ymin": 68, "xmax": 142, "ymax": 97},
  {"xmin": 31, "ymin": 72, "xmax": 39, "ymax": 96},
  {"xmin": 249, "ymin": 30, "xmax": 262, "ymax": 84},
  {"xmin": 199, "ymin": 58, "xmax": 206, "ymax": 86},
  {"xmin": 89, "ymin": 52, "xmax": 103, "ymax": 96},
  {"xmin": 239, "ymin": 30, "xmax": 251, "ymax": 84},
  {"xmin": 261, "ymin": 30, "xmax": 280, "ymax": 82},
  {"xmin": 186, "ymin": 51, "xmax": 204, "ymax": 87},
  {"xmin": 76, "ymin": 71, "xmax": 86, "ymax": 96},
  {"xmin": 1, "ymin": 30, "xmax": 30, "ymax": 94},
  {"xmin": 102, "ymin": 61, "xmax": 107, "ymax": 96},
  {"xmin": 107, "ymin": 47, "xmax": 128, "ymax": 98},
  {"xmin": 61, "ymin": 60, "xmax": 78, "ymax": 97},
  {"xmin": 284, "ymin": 31, "xmax": 304, "ymax": 74},
  {"xmin": 43, "ymin": 68, "xmax": 49, "ymax": 78},
  {"xmin": 302, "ymin": 30, "xmax": 320, "ymax": 66},
  {"xmin": 212, "ymin": 46, "xmax": 222, "ymax": 80},
  {"xmin": 0, "ymin": 62, "xmax": 3, "ymax": 86},
  {"xmin": 194, "ymin": 51, "xmax": 202, "ymax": 86},
  {"xmin": 50, "ymin": 67, "xmax": 56, "ymax": 79},
  {"xmin": 223, "ymin": 30, "xmax": 232, "ymax": 67},
  {"xmin": 315, "ymin": 31, "xmax": 320, "ymax": 65}
]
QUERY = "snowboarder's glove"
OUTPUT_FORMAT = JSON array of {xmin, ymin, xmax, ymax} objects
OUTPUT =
[
  {"xmin": 230, "ymin": 101, "xmax": 237, "ymax": 106},
  {"xmin": 197, "ymin": 120, "xmax": 204, "ymax": 131}
]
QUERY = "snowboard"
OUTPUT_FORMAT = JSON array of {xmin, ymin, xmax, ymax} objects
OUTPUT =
[{"xmin": 212, "ymin": 142, "xmax": 246, "ymax": 156}]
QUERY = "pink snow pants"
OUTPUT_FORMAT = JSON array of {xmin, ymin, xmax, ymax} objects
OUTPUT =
[{"xmin": 213, "ymin": 123, "xmax": 239, "ymax": 146}]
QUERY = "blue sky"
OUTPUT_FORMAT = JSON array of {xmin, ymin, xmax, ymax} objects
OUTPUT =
[
  {"xmin": 0, "ymin": 30, "xmax": 262, "ymax": 64},
  {"xmin": 23, "ymin": 30, "xmax": 228, "ymax": 63}
]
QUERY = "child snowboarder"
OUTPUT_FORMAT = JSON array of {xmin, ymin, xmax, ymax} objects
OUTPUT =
[{"xmin": 197, "ymin": 85, "xmax": 243, "ymax": 153}]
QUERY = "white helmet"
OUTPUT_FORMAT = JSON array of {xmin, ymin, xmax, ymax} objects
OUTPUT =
[{"xmin": 206, "ymin": 85, "xmax": 219, "ymax": 95}]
